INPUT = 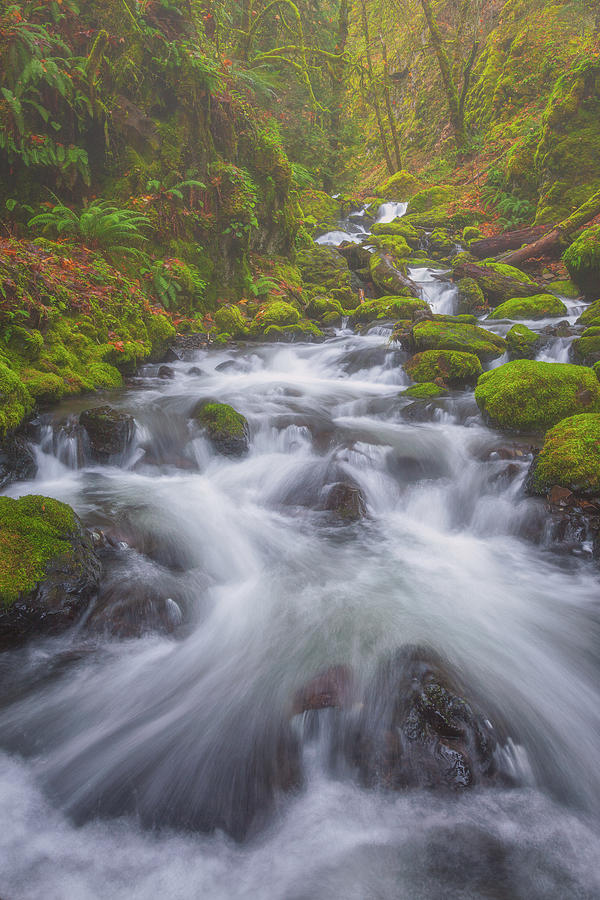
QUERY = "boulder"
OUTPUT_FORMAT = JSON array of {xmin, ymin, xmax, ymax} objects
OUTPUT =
[
  {"xmin": 320, "ymin": 481, "xmax": 367, "ymax": 521},
  {"xmin": 527, "ymin": 414, "xmax": 600, "ymax": 496},
  {"xmin": 563, "ymin": 225, "xmax": 600, "ymax": 296},
  {"xmin": 404, "ymin": 382, "xmax": 448, "ymax": 399},
  {"xmin": 0, "ymin": 434, "xmax": 37, "ymax": 488},
  {"xmin": 475, "ymin": 360, "xmax": 600, "ymax": 432},
  {"xmin": 291, "ymin": 664, "xmax": 355, "ymax": 715},
  {"xmin": 488, "ymin": 293, "xmax": 568, "ymax": 320},
  {"xmin": 369, "ymin": 252, "xmax": 420, "ymax": 297},
  {"xmin": 158, "ymin": 365, "xmax": 175, "ymax": 379},
  {"xmin": 405, "ymin": 350, "xmax": 482, "ymax": 387},
  {"xmin": 193, "ymin": 402, "xmax": 249, "ymax": 456},
  {"xmin": 350, "ymin": 296, "xmax": 428, "ymax": 325},
  {"xmin": 79, "ymin": 406, "xmax": 135, "ymax": 462},
  {"xmin": 410, "ymin": 320, "xmax": 507, "ymax": 362},
  {"xmin": 572, "ymin": 326, "xmax": 600, "ymax": 365},
  {"xmin": 456, "ymin": 278, "xmax": 486, "ymax": 315},
  {"xmin": 0, "ymin": 495, "xmax": 101, "ymax": 647},
  {"xmin": 506, "ymin": 324, "xmax": 541, "ymax": 359}
]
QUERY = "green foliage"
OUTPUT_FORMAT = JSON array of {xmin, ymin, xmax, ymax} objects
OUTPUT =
[{"xmin": 29, "ymin": 200, "xmax": 152, "ymax": 260}]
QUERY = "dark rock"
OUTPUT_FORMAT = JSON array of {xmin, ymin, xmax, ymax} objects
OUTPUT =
[
  {"xmin": 292, "ymin": 665, "xmax": 355, "ymax": 716},
  {"xmin": 320, "ymin": 481, "xmax": 367, "ymax": 521},
  {"xmin": 162, "ymin": 347, "xmax": 182, "ymax": 363},
  {"xmin": 187, "ymin": 367, "xmax": 205, "ymax": 377},
  {"xmin": 158, "ymin": 365, "xmax": 175, "ymax": 379},
  {"xmin": 79, "ymin": 406, "xmax": 135, "ymax": 462},
  {"xmin": 87, "ymin": 582, "xmax": 184, "ymax": 638},
  {"xmin": 193, "ymin": 402, "xmax": 249, "ymax": 457},
  {"xmin": 0, "ymin": 434, "xmax": 37, "ymax": 489}
]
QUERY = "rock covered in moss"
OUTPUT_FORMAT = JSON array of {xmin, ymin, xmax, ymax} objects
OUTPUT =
[
  {"xmin": 462, "ymin": 226, "xmax": 483, "ymax": 243},
  {"xmin": 263, "ymin": 321, "xmax": 323, "ymax": 342},
  {"xmin": 320, "ymin": 481, "xmax": 366, "ymax": 521},
  {"xmin": 80, "ymin": 406, "xmax": 136, "ymax": 462},
  {"xmin": 257, "ymin": 301, "xmax": 300, "ymax": 328},
  {"xmin": 547, "ymin": 279, "xmax": 581, "ymax": 299},
  {"xmin": 297, "ymin": 245, "xmax": 357, "ymax": 307},
  {"xmin": 475, "ymin": 360, "xmax": 600, "ymax": 432},
  {"xmin": 480, "ymin": 260, "xmax": 535, "ymax": 284},
  {"xmin": 374, "ymin": 170, "xmax": 421, "ymax": 200},
  {"xmin": 405, "ymin": 350, "xmax": 483, "ymax": 386},
  {"xmin": 411, "ymin": 320, "xmax": 507, "ymax": 361},
  {"xmin": 528, "ymin": 414, "xmax": 600, "ymax": 496},
  {"xmin": 564, "ymin": 225, "xmax": 600, "ymax": 296},
  {"xmin": 0, "ymin": 362, "xmax": 34, "ymax": 437},
  {"xmin": 214, "ymin": 304, "xmax": 248, "ymax": 338},
  {"xmin": 0, "ymin": 495, "xmax": 101, "ymax": 646},
  {"xmin": 407, "ymin": 186, "xmax": 454, "ymax": 214},
  {"xmin": 453, "ymin": 262, "xmax": 542, "ymax": 306},
  {"xmin": 370, "ymin": 220, "xmax": 421, "ymax": 247},
  {"xmin": 457, "ymin": 278, "xmax": 486, "ymax": 315},
  {"xmin": 194, "ymin": 402, "xmax": 249, "ymax": 456},
  {"xmin": 369, "ymin": 252, "xmax": 417, "ymax": 297},
  {"xmin": 404, "ymin": 382, "xmax": 448, "ymax": 399},
  {"xmin": 488, "ymin": 293, "xmax": 567, "ymax": 320},
  {"xmin": 6, "ymin": 326, "xmax": 44, "ymax": 361},
  {"xmin": 350, "ymin": 296, "xmax": 427, "ymax": 325},
  {"xmin": 428, "ymin": 228, "xmax": 454, "ymax": 255},
  {"xmin": 576, "ymin": 296, "xmax": 600, "ymax": 327},
  {"xmin": 369, "ymin": 234, "xmax": 411, "ymax": 259},
  {"xmin": 506, "ymin": 323, "xmax": 540, "ymax": 359},
  {"xmin": 572, "ymin": 326, "xmax": 600, "ymax": 365}
]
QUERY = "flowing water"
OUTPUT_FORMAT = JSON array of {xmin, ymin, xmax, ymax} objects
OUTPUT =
[{"xmin": 1, "ymin": 212, "xmax": 600, "ymax": 899}]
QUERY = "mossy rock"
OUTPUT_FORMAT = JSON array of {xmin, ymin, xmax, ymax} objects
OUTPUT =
[
  {"xmin": 297, "ymin": 245, "xmax": 356, "ymax": 306},
  {"xmin": 0, "ymin": 495, "xmax": 101, "ymax": 644},
  {"xmin": 194, "ymin": 402, "xmax": 249, "ymax": 456},
  {"xmin": 407, "ymin": 186, "xmax": 454, "ymax": 215},
  {"xmin": 299, "ymin": 189, "xmax": 340, "ymax": 231},
  {"xmin": 506, "ymin": 324, "xmax": 540, "ymax": 359},
  {"xmin": 146, "ymin": 313, "xmax": 176, "ymax": 361},
  {"xmin": 457, "ymin": 278, "xmax": 486, "ymax": 315},
  {"xmin": 572, "ymin": 326, "xmax": 600, "ymax": 365},
  {"xmin": 405, "ymin": 350, "xmax": 482, "ymax": 386},
  {"xmin": 80, "ymin": 406, "xmax": 135, "ymax": 462},
  {"xmin": 369, "ymin": 252, "xmax": 414, "ymax": 297},
  {"xmin": 369, "ymin": 235, "xmax": 411, "ymax": 259},
  {"xmin": 371, "ymin": 220, "xmax": 421, "ymax": 248},
  {"xmin": 475, "ymin": 360, "xmax": 600, "ymax": 432},
  {"xmin": 256, "ymin": 301, "xmax": 300, "ymax": 328},
  {"xmin": 454, "ymin": 262, "xmax": 541, "ymax": 306},
  {"xmin": 462, "ymin": 226, "xmax": 483, "ymax": 244},
  {"xmin": 481, "ymin": 260, "xmax": 535, "ymax": 284},
  {"xmin": 530, "ymin": 414, "xmax": 600, "ymax": 495},
  {"xmin": 263, "ymin": 321, "xmax": 323, "ymax": 342},
  {"xmin": 577, "ymin": 297, "xmax": 600, "ymax": 327},
  {"xmin": 547, "ymin": 279, "xmax": 581, "ymax": 299},
  {"xmin": 404, "ymin": 382, "xmax": 448, "ymax": 399},
  {"xmin": 374, "ymin": 170, "xmax": 421, "ymax": 200},
  {"xmin": 429, "ymin": 229, "xmax": 454, "ymax": 255},
  {"xmin": 406, "ymin": 256, "xmax": 441, "ymax": 269},
  {"xmin": 0, "ymin": 362, "xmax": 34, "ymax": 437},
  {"xmin": 351, "ymin": 296, "xmax": 428, "ymax": 325},
  {"xmin": 6, "ymin": 326, "xmax": 44, "ymax": 361},
  {"xmin": 411, "ymin": 320, "xmax": 506, "ymax": 362},
  {"xmin": 304, "ymin": 296, "xmax": 345, "ymax": 323},
  {"xmin": 214, "ymin": 305, "xmax": 248, "ymax": 338},
  {"xmin": 563, "ymin": 225, "xmax": 600, "ymax": 296},
  {"xmin": 20, "ymin": 370, "xmax": 67, "ymax": 402},
  {"xmin": 488, "ymin": 293, "xmax": 568, "ymax": 321}
]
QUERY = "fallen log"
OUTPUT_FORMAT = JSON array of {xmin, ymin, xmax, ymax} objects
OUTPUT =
[
  {"xmin": 470, "ymin": 224, "xmax": 547, "ymax": 259},
  {"xmin": 503, "ymin": 189, "xmax": 600, "ymax": 267}
]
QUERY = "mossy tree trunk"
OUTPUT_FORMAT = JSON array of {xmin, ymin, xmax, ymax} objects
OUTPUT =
[
  {"xmin": 380, "ymin": 36, "xmax": 402, "ymax": 171},
  {"xmin": 360, "ymin": 0, "xmax": 394, "ymax": 174}
]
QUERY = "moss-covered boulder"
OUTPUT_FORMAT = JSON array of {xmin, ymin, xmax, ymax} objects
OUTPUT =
[
  {"xmin": 0, "ymin": 362, "xmax": 34, "ymax": 437},
  {"xmin": 374, "ymin": 170, "xmax": 421, "ymax": 200},
  {"xmin": 475, "ymin": 360, "xmax": 600, "ymax": 432},
  {"xmin": 547, "ymin": 279, "xmax": 581, "ymax": 299},
  {"xmin": 297, "ymin": 245, "xmax": 357, "ymax": 307},
  {"xmin": 0, "ymin": 495, "xmax": 101, "ymax": 646},
  {"xmin": 457, "ymin": 278, "xmax": 486, "ymax": 315},
  {"xmin": 299, "ymin": 189, "xmax": 340, "ymax": 232},
  {"xmin": 405, "ymin": 350, "xmax": 482, "ymax": 387},
  {"xmin": 453, "ymin": 262, "xmax": 542, "ymax": 306},
  {"xmin": 407, "ymin": 186, "xmax": 454, "ymax": 214},
  {"xmin": 572, "ymin": 326, "xmax": 600, "ymax": 365},
  {"xmin": 79, "ymin": 406, "xmax": 136, "ymax": 463},
  {"xmin": 564, "ymin": 225, "xmax": 600, "ymax": 296},
  {"xmin": 256, "ymin": 301, "xmax": 300, "ymax": 328},
  {"xmin": 576, "ymin": 297, "xmax": 600, "ymax": 327},
  {"xmin": 429, "ymin": 228, "xmax": 454, "ymax": 255},
  {"xmin": 214, "ymin": 305, "xmax": 248, "ymax": 339},
  {"xmin": 488, "ymin": 293, "xmax": 568, "ymax": 320},
  {"xmin": 411, "ymin": 320, "xmax": 507, "ymax": 362},
  {"xmin": 194, "ymin": 402, "xmax": 249, "ymax": 456},
  {"xmin": 506, "ymin": 324, "xmax": 540, "ymax": 359},
  {"xmin": 351, "ymin": 296, "xmax": 428, "ymax": 325},
  {"xmin": 370, "ymin": 220, "xmax": 421, "ymax": 248},
  {"xmin": 529, "ymin": 414, "xmax": 600, "ymax": 495},
  {"xmin": 369, "ymin": 252, "xmax": 416, "ymax": 297},
  {"xmin": 263, "ymin": 320, "xmax": 323, "ymax": 342},
  {"xmin": 480, "ymin": 261, "xmax": 535, "ymax": 284},
  {"xmin": 404, "ymin": 382, "xmax": 448, "ymax": 399},
  {"xmin": 369, "ymin": 234, "xmax": 411, "ymax": 259}
]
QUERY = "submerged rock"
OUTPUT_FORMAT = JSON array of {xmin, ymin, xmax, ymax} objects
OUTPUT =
[
  {"xmin": 320, "ymin": 480, "xmax": 367, "ymax": 521},
  {"xmin": 193, "ymin": 401, "xmax": 249, "ymax": 456},
  {"xmin": 79, "ymin": 405, "xmax": 135, "ymax": 462},
  {"xmin": 0, "ymin": 495, "xmax": 101, "ymax": 647}
]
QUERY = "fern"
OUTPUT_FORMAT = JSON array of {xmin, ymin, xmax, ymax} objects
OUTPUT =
[{"xmin": 28, "ymin": 200, "xmax": 152, "ymax": 259}]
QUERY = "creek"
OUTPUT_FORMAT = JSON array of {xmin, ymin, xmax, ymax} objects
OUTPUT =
[{"xmin": 1, "ymin": 206, "xmax": 600, "ymax": 899}]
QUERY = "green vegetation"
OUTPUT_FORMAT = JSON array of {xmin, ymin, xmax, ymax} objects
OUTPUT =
[
  {"xmin": 532, "ymin": 414, "xmax": 600, "ymax": 495},
  {"xmin": 564, "ymin": 226, "xmax": 600, "ymax": 295},
  {"xmin": 404, "ymin": 382, "xmax": 447, "ymax": 399},
  {"xmin": 405, "ymin": 350, "xmax": 482, "ymax": 386},
  {"xmin": 475, "ymin": 361, "xmax": 600, "ymax": 432},
  {"xmin": 488, "ymin": 294, "xmax": 568, "ymax": 321},
  {"xmin": 411, "ymin": 320, "xmax": 507, "ymax": 362},
  {"xmin": 506, "ymin": 324, "xmax": 539, "ymax": 359}
]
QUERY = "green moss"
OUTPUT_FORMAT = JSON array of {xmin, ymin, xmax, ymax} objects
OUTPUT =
[
  {"xmin": 506, "ymin": 324, "xmax": 539, "ymax": 359},
  {"xmin": 0, "ymin": 495, "xmax": 79, "ymax": 606},
  {"xmin": 547, "ymin": 279, "xmax": 581, "ymax": 299},
  {"xmin": 488, "ymin": 293, "xmax": 567, "ymax": 320},
  {"xmin": 532, "ymin": 414, "xmax": 600, "ymax": 495},
  {"xmin": 20, "ymin": 370, "xmax": 67, "ymax": 402},
  {"xmin": 214, "ymin": 305, "xmax": 248, "ymax": 338},
  {"xmin": 457, "ymin": 278, "xmax": 486, "ymax": 315},
  {"xmin": 351, "ymin": 296, "xmax": 428, "ymax": 325},
  {"xmin": 475, "ymin": 360, "xmax": 600, "ymax": 432},
  {"xmin": 369, "ymin": 252, "xmax": 411, "ymax": 296},
  {"xmin": 299, "ymin": 189, "xmax": 340, "ymax": 230},
  {"xmin": 257, "ymin": 301, "xmax": 300, "ymax": 328},
  {"xmin": 0, "ymin": 363, "xmax": 34, "ymax": 437},
  {"xmin": 411, "ymin": 320, "xmax": 506, "ymax": 362},
  {"xmin": 371, "ymin": 221, "xmax": 421, "ymax": 247},
  {"xmin": 572, "ymin": 327, "xmax": 600, "ymax": 365},
  {"xmin": 5, "ymin": 327, "xmax": 44, "ymax": 361},
  {"xmin": 263, "ymin": 320, "xmax": 323, "ymax": 340},
  {"xmin": 563, "ymin": 226, "xmax": 600, "ymax": 295},
  {"xmin": 195, "ymin": 402, "xmax": 247, "ymax": 441},
  {"xmin": 369, "ymin": 235, "xmax": 411, "ymax": 259},
  {"xmin": 405, "ymin": 350, "xmax": 482, "ymax": 386},
  {"xmin": 462, "ymin": 226, "xmax": 483, "ymax": 243},
  {"xmin": 481, "ymin": 260, "xmax": 536, "ymax": 284},
  {"xmin": 404, "ymin": 382, "xmax": 448, "ymax": 399},
  {"xmin": 374, "ymin": 170, "xmax": 421, "ymax": 200},
  {"xmin": 297, "ymin": 245, "xmax": 356, "ymax": 307},
  {"xmin": 429, "ymin": 229, "xmax": 454, "ymax": 255},
  {"xmin": 578, "ymin": 297, "xmax": 600, "ymax": 327},
  {"xmin": 408, "ymin": 186, "xmax": 455, "ymax": 214}
]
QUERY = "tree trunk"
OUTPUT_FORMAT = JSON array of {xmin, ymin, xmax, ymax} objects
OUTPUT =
[
  {"xmin": 470, "ymin": 224, "xmax": 548, "ymax": 259},
  {"xmin": 360, "ymin": 0, "xmax": 395, "ymax": 174},
  {"xmin": 503, "ymin": 189, "xmax": 600, "ymax": 267},
  {"xmin": 381, "ymin": 38, "xmax": 402, "ymax": 170},
  {"xmin": 419, "ymin": 0, "xmax": 465, "ymax": 146}
]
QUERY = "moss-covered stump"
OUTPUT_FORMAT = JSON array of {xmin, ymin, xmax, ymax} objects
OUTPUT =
[
  {"xmin": 457, "ymin": 278, "xmax": 486, "ymax": 315},
  {"xmin": 350, "ymin": 296, "xmax": 428, "ymax": 325},
  {"xmin": 79, "ymin": 406, "xmax": 136, "ymax": 463},
  {"xmin": 405, "ymin": 350, "xmax": 483, "ymax": 387},
  {"xmin": 475, "ymin": 360, "xmax": 600, "ymax": 432},
  {"xmin": 404, "ymin": 382, "xmax": 448, "ymax": 399},
  {"xmin": 411, "ymin": 320, "xmax": 507, "ymax": 362},
  {"xmin": 0, "ymin": 495, "xmax": 101, "ymax": 646},
  {"xmin": 528, "ymin": 414, "xmax": 600, "ymax": 496},
  {"xmin": 194, "ymin": 402, "xmax": 249, "ymax": 456},
  {"xmin": 488, "ymin": 293, "xmax": 567, "ymax": 320},
  {"xmin": 572, "ymin": 327, "xmax": 600, "ymax": 365},
  {"xmin": 564, "ymin": 225, "xmax": 600, "ymax": 296},
  {"xmin": 506, "ymin": 324, "xmax": 541, "ymax": 359},
  {"xmin": 373, "ymin": 170, "xmax": 422, "ymax": 200}
]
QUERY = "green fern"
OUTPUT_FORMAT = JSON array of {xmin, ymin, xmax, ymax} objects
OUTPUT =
[{"xmin": 28, "ymin": 200, "xmax": 152, "ymax": 259}]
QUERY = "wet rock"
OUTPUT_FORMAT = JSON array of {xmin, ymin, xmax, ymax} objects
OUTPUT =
[
  {"xmin": 193, "ymin": 401, "xmax": 249, "ymax": 457},
  {"xmin": 291, "ymin": 665, "xmax": 355, "ymax": 715},
  {"xmin": 158, "ymin": 365, "xmax": 175, "ymax": 379},
  {"xmin": 0, "ymin": 434, "xmax": 37, "ymax": 489},
  {"xmin": 344, "ymin": 646, "xmax": 504, "ymax": 791},
  {"xmin": 187, "ymin": 366, "xmax": 205, "ymax": 377},
  {"xmin": 162, "ymin": 347, "xmax": 182, "ymax": 363},
  {"xmin": 320, "ymin": 481, "xmax": 367, "ymax": 521},
  {"xmin": 0, "ymin": 495, "xmax": 102, "ymax": 648},
  {"xmin": 88, "ymin": 582, "xmax": 184, "ymax": 638},
  {"xmin": 79, "ymin": 406, "xmax": 135, "ymax": 462}
]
